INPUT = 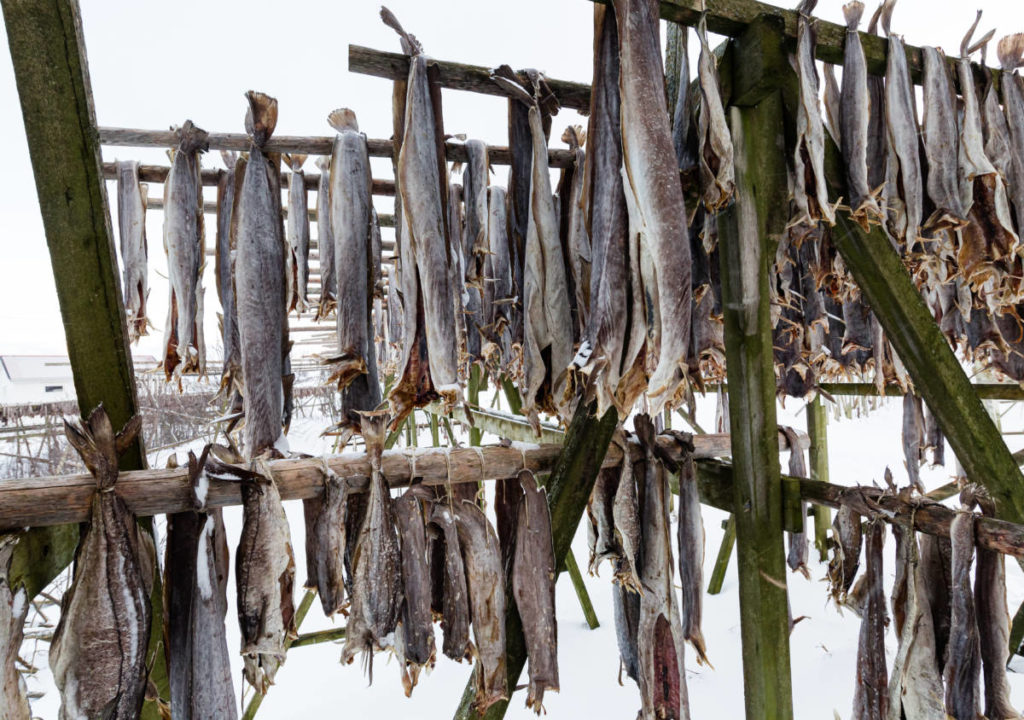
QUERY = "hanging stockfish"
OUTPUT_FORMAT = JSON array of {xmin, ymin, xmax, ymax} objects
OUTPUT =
[
  {"xmin": 482, "ymin": 185, "xmax": 514, "ymax": 367},
  {"xmin": 341, "ymin": 411, "xmax": 402, "ymax": 675},
  {"xmin": 920, "ymin": 532, "xmax": 953, "ymax": 676},
  {"xmin": 668, "ymin": 22, "xmax": 696, "ymax": 181},
  {"xmin": 633, "ymin": 415, "xmax": 689, "ymax": 719},
  {"xmin": 394, "ymin": 487, "xmax": 437, "ymax": 696},
  {"xmin": 165, "ymin": 448, "xmax": 237, "ymax": 720},
  {"xmin": 587, "ymin": 466, "xmax": 620, "ymax": 575},
  {"xmin": 943, "ymin": 509, "xmax": 982, "ymax": 719},
  {"xmin": 695, "ymin": 15, "xmax": 734, "ymax": 210},
  {"xmin": 462, "ymin": 139, "xmax": 489, "ymax": 363},
  {"xmin": 613, "ymin": 0, "xmax": 693, "ymax": 416},
  {"xmin": 783, "ymin": 427, "xmax": 810, "ymax": 579},
  {"xmin": 689, "ymin": 209, "xmax": 725, "ymax": 383},
  {"xmin": 864, "ymin": 5, "xmax": 887, "ymax": 195},
  {"xmin": 612, "ymin": 433, "xmax": 642, "ymax": 593},
  {"xmin": 902, "ymin": 394, "xmax": 926, "ymax": 492},
  {"xmin": 822, "ymin": 63, "xmax": 842, "ymax": 149},
  {"xmin": 303, "ymin": 458, "xmax": 350, "ymax": 617},
  {"xmin": 1, "ymin": 536, "xmax": 30, "ymax": 720},
  {"xmin": 162, "ymin": 120, "xmax": 208, "ymax": 381},
  {"xmin": 371, "ymin": 208, "xmax": 383, "ymax": 300},
  {"xmin": 997, "ymin": 35, "xmax": 1024, "ymax": 233},
  {"xmin": 828, "ymin": 504, "xmax": 862, "ymax": 604},
  {"xmin": 316, "ymin": 155, "xmax": 337, "ymax": 318},
  {"xmin": 326, "ymin": 108, "xmax": 382, "ymax": 429},
  {"xmin": 670, "ymin": 432, "xmax": 708, "ymax": 667},
  {"xmin": 216, "ymin": 152, "xmax": 242, "ymax": 398},
  {"xmin": 612, "ymin": 554, "xmax": 642, "ymax": 686},
  {"xmin": 50, "ymin": 408, "xmax": 154, "ymax": 720},
  {"xmin": 923, "ymin": 403, "xmax": 944, "ymax": 466},
  {"xmin": 968, "ymin": 490, "xmax": 1020, "ymax": 719},
  {"xmin": 285, "ymin": 153, "xmax": 310, "ymax": 313},
  {"xmin": 920, "ymin": 46, "xmax": 966, "ymax": 236},
  {"xmin": 561, "ymin": 126, "xmax": 591, "ymax": 342},
  {"xmin": 839, "ymin": 2, "xmax": 883, "ymax": 228},
  {"xmin": 512, "ymin": 470, "xmax": 558, "ymax": 713},
  {"xmin": 851, "ymin": 520, "xmax": 887, "ymax": 719},
  {"xmin": 383, "ymin": 8, "xmax": 462, "ymax": 427},
  {"xmin": 887, "ymin": 523, "xmax": 946, "ymax": 719},
  {"xmin": 791, "ymin": 0, "xmax": 835, "ymax": 229},
  {"xmin": 235, "ymin": 91, "xmax": 289, "ymax": 456},
  {"xmin": 427, "ymin": 503, "xmax": 472, "ymax": 662},
  {"xmin": 456, "ymin": 501, "xmax": 508, "ymax": 711},
  {"xmin": 880, "ymin": 0, "xmax": 924, "ymax": 249},
  {"xmin": 116, "ymin": 160, "xmax": 149, "ymax": 342}
]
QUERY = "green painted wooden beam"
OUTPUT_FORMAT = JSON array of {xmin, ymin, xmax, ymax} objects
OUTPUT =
[
  {"xmin": 707, "ymin": 516, "xmax": 736, "ymax": 595},
  {"xmin": 806, "ymin": 396, "xmax": 831, "ymax": 562},
  {"xmin": 715, "ymin": 16, "xmax": 793, "ymax": 719},
  {"xmin": 452, "ymin": 400, "xmax": 617, "ymax": 720}
]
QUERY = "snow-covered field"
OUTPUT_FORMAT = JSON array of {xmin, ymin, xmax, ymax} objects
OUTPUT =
[{"xmin": 16, "ymin": 391, "xmax": 1024, "ymax": 719}]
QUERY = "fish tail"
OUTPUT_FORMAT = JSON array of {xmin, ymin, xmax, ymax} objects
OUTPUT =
[
  {"xmin": 244, "ymin": 90, "xmax": 279, "ymax": 147},
  {"xmin": 221, "ymin": 150, "xmax": 238, "ymax": 170},
  {"xmin": 842, "ymin": 1, "xmax": 864, "ymax": 29},
  {"xmin": 959, "ymin": 10, "xmax": 982, "ymax": 57},
  {"xmin": 997, "ymin": 33, "xmax": 1024, "ymax": 70},
  {"xmin": 327, "ymin": 108, "xmax": 359, "ymax": 133},
  {"xmin": 178, "ymin": 119, "xmax": 209, "ymax": 153},
  {"xmin": 878, "ymin": 0, "xmax": 897, "ymax": 37},
  {"xmin": 380, "ymin": 6, "xmax": 423, "ymax": 55},
  {"xmin": 284, "ymin": 153, "xmax": 307, "ymax": 171}
]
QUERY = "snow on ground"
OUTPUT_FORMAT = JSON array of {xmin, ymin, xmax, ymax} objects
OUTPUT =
[{"xmin": 17, "ymin": 390, "xmax": 1024, "ymax": 719}]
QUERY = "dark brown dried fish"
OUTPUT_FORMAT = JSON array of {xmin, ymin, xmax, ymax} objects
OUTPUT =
[
  {"xmin": 482, "ymin": 185, "xmax": 513, "ymax": 367},
  {"xmin": 587, "ymin": 466, "xmax": 620, "ymax": 575},
  {"xmin": 162, "ymin": 121, "xmax": 209, "ymax": 380},
  {"xmin": 828, "ymin": 504, "xmax": 861, "ymax": 603},
  {"xmin": 428, "ymin": 502, "xmax": 472, "ymax": 662},
  {"xmin": 116, "ymin": 160, "xmax": 149, "ymax": 342},
  {"xmin": 216, "ymin": 152, "xmax": 241, "ymax": 397},
  {"xmin": 673, "ymin": 432, "xmax": 708, "ymax": 667},
  {"xmin": 462, "ymin": 139, "xmax": 489, "ymax": 363},
  {"xmin": 341, "ymin": 411, "xmax": 401, "ymax": 675},
  {"xmin": 303, "ymin": 459, "xmax": 350, "ymax": 617},
  {"xmin": 695, "ymin": 15, "xmax": 734, "ymax": 210},
  {"xmin": 944, "ymin": 511, "xmax": 982, "ymax": 719},
  {"xmin": 921, "ymin": 46, "xmax": 966, "ymax": 234},
  {"xmin": 50, "ymin": 408, "xmax": 154, "ymax": 720},
  {"xmin": 394, "ymin": 487, "xmax": 437, "ymax": 696},
  {"xmin": 316, "ymin": 155, "xmax": 337, "ymax": 319},
  {"xmin": 902, "ymin": 394, "xmax": 925, "ymax": 492},
  {"xmin": 1, "ymin": 536, "xmax": 30, "ymax": 720},
  {"xmin": 612, "ymin": 555, "xmax": 642, "ymax": 687},
  {"xmin": 562, "ymin": 126, "xmax": 591, "ymax": 342},
  {"xmin": 456, "ymin": 500, "xmax": 508, "ymax": 711},
  {"xmin": 782, "ymin": 427, "xmax": 810, "ymax": 579},
  {"xmin": 851, "ymin": 520, "xmax": 887, "ymax": 719},
  {"xmin": 284, "ymin": 153, "xmax": 310, "ymax": 312},
  {"xmin": 920, "ymin": 532, "xmax": 953, "ymax": 676},
  {"xmin": 612, "ymin": 436, "xmax": 642, "ymax": 593},
  {"xmin": 998, "ymin": 35, "xmax": 1024, "ymax": 233}
]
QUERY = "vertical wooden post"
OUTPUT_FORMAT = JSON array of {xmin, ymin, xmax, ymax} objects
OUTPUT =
[
  {"xmin": 716, "ymin": 16, "xmax": 794, "ymax": 720},
  {"xmin": 806, "ymin": 395, "xmax": 831, "ymax": 561}
]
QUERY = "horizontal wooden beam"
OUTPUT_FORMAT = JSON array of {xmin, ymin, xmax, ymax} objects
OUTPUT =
[
  {"xmin": 100, "ymin": 127, "xmax": 574, "ymax": 168},
  {"xmin": 143, "ymin": 195, "xmax": 396, "ymax": 227},
  {"xmin": 348, "ymin": 44, "xmax": 592, "ymax": 111},
  {"xmin": 816, "ymin": 382, "xmax": 1024, "ymax": 401}
]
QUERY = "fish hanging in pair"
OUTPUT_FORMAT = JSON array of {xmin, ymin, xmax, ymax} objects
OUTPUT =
[
  {"xmin": 284, "ymin": 153, "xmax": 311, "ymax": 314},
  {"xmin": 116, "ymin": 160, "xmax": 150, "ymax": 342}
]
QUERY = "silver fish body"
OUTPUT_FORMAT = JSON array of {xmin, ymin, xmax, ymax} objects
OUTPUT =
[
  {"xmin": 921, "ymin": 46, "xmax": 966, "ymax": 233},
  {"xmin": 285, "ymin": 154, "xmax": 310, "ymax": 312},
  {"xmin": 116, "ymin": 160, "xmax": 149, "ymax": 343},
  {"xmin": 587, "ymin": 466, "xmax": 620, "ymax": 574},
  {"xmin": 483, "ymin": 185, "xmax": 513, "ymax": 365},
  {"xmin": 612, "ymin": 441, "xmax": 642, "ymax": 593},
  {"xmin": 675, "ymin": 435, "xmax": 707, "ymax": 666},
  {"xmin": 852, "ymin": 520, "xmax": 888, "ymax": 719},
  {"xmin": 316, "ymin": 156, "xmax": 337, "ymax": 317},
  {"xmin": 695, "ymin": 16, "xmax": 734, "ymax": 210},
  {"xmin": 428, "ymin": 503, "xmax": 472, "ymax": 662},
  {"xmin": 998, "ymin": 35, "xmax": 1024, "ymax": 234},
  {"xmin": 303, "ymin": 463, "xmax": 349, "ymax": 617},
  {"xmin": 944, "ymin": 511, "xmax": 982, "ymax": 719},
  {"xmin": 394, "ymin": 488, "xmax": 437, "ymax": 696},
  {"xmin": 216, "ymin": 152, "xmax": 241, "ymax": 396}
]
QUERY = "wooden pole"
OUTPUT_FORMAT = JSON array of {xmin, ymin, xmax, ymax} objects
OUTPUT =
[
  {"xmin": 806, "ymin": 396, "xmax": 831, "ymax": 561},
  {"xmin": 563, "ymin": 550, "xmax": 600, "ymax": 629},
  {"xmin": 707, "ymin": 516, "xmax": 736, "ymax": 595},
  {"xmin": 715, "ymin": 16, "xmax": 793, "ymax": 719}
]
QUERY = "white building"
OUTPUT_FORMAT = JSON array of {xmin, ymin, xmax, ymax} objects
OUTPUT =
[{"xmin": 0, "ymin": 355, "xmax": 157, "ymax": 405}]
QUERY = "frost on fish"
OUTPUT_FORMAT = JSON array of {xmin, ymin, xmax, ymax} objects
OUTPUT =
[
  {"xmin": 116, "ymin": 160, "xmax": 149, "ymax": 343},
  {"xmin": 944, "ymin": 510, "xmax": 982, "ymax": 719},
  {"xmin": 165, "ymin": 448, "xmax": 236, "ymax": 720},
  {"xmin": 384, "ymin": 8, "xmax": 463, "ymax": 428},
  {"xmin": 340, "ymin": 411, "xmax": 402, "ymax": 676},
  {"xmin": 315, "ymin": 155, "xmax": 337, "ymax": 319},
  {"xmin": 695, "ymin": 15, "xmax": 734, "ymax": 211},
  {"xmin": 50, "ymin": 408, "xmax": 155, "ymax": 720},
  {"xmin": 325, "ymin": 108, "xmax": 382, "ymax": 430},
  {"xmin": 512, "ymin": 470, "xmax": 558, "ymax": 713},
  {"xmin": 162, "ymin": 120, "xmax": 209, "ymax": 382},
  {"xmin": 303, "ymin": 459, "xmax": 350, "ymax": 618},
  {"xmin": 393, "ymin": 487, "xmax": 437, "ymax": 696},
  {"xmin": 851, "ymin": 520, "xmax": 887, "ymax": 719},
  {"xmin": 216, "ymin": 151, "xmax": 242, "ymax": 400},
  {"xmin": 1, "ymin": 536, "xmax": 30, "ymax": 720},
  {"xmin": 284, "ymin": 153, "xmax": 310, "ymax": 313}
]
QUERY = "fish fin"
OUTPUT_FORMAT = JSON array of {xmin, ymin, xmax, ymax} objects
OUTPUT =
[
  {"xmin": 490, "ymin": 67, "xmax": 534, "ymax": 106},
  {"xmin": 327, "ymin": 108, "xmax": 359, "ymax": 133},
  {"xmin": 797, "ymin": 0, "xmax": 817, "ymax": 16},
  {"xmin": 244, "ymin": 90, "xmax": 279, "ymax": 147},
  {"xmin": 997, "ymin": 33, "xmax": 1024, "ymax": 70},
  {"xmin": 380, "ymin": 6, "xmax": 423, "ymax": 56},
  {"xmin": 842, "ymin": 1, "xmax": 864, "ymax": 28},
  {"xmin": 286, "ymin": 153, "xmax": 307, "ymax": 171},
  {"xmin": 960, "ymin": 9, "xmax": 983, "ymax": 57},
  {"xmin": 866, "ymin": 1, "xmax": 883, "ymax": 34},
  {"xmin": 221, "ymin": 150, "xmax": 238, "ymax": 169}
]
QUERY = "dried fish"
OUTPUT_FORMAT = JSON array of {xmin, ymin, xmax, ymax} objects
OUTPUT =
[
  {"xmin": 668, "ymin": 22, "xmax": 696, "ymax": 177},
  {"xmin": 633, "ymin": 414, "xmax": 689, "ymax": 719},
  {"xmin": 1, "ymin": 536, "xmax": 29, "ymax": 720},
  {"xmin": 316, "ymin": 156, "xmax": 337, "ymax": 318},
  {"xmin": 116, "ymin": 160, "xmax": 149, "ymax": 342},
  {"xmin": 612, "ymin": 556, "xmax": 642, "ymax": 687},
  {"xmin": 902, "ymin": 394, "xmax": 925, "ymax": 492},
  {"xmin": 828, "ymin": 504, "xmax": 862, "ymax": 603},
  {"xmin": 285, "ymin": 154, "xmax": 310, "ymax": 312},
  {"xmin": 393, "ymin": 487, "xmax": 436, "ymax": 696},
  {"xmin": 839, "ymin": 2, "xmax": 883, "ymax": 227},
  {"xmin": 851, "ymin": 520, "xmax": 887, "ymax": 719},
  {"xmin": 944, "ymin": 511, "xmax": 982, "ymax": 719},
  {"xmin": 695, "ymin": 15, "xmax": 734, "ymax": 210},
  {"xmin": 614, "ymin": 0, "xmax": 693, "ymax": 416},
  {"xmin": 456, "ymin": 500, "xmax": 508, "ymax": 711},
  {"xmin": 50, "ymin": 408, "xmax": 154, "ymax": 720},
  {"xmin": 612, "ymin": 436, "xmax": 642, "ymax": 593},
  {"xmin": 999, "ymin": 35, "xmax": 1024, "ymax": 233},
  {"xmin": 216, "ymin": 152, "xmax": 242, "ymax": 397},
  {"xmin": 673, "ymin": 432, "xmax": 707, "ymax": 667},
  {"xmin": 303, "ymin": 460, "xmax": 350, "ymax": 617},
  {"xmin": 428, "ymin": 503, "xmax": 472, "ymax": 662},
  {"xmin": 341, "ymin": 411, "xmax": 402, "ymax": 674},
  {"xmin": 482, "ymin": 185, "xmax": 513, "ymax": 366},
  {"xmin": 384, "ymin": 8, "xmax": 462, "ymax": 425},
  {"xmin": 587, "ymin": 466, "xmax": 620, "ymax": 575},
  {"xmin": 462, "ymin": 139, "xmax": 489, "ymax": 362},
  {"xmin": 562, "ymin": 126, "xmax": 591, "ymax": 341},
  {"xmin": 881, "ymin": 0, "xmax": 924, "ymax": 248},
  {"xmin": 235, "ymin": 91, "xmax": 288, "ymax": 456},
  {"xmin": 920, "ymin": 46, "xmax": 966, "ymax": 234},
  {"xmin": 326, "ymin": 108, "xmax": 382, "ymax": 429},
  {"xmin": 165, "ymin": 448, "xmax": 236, "ymax": 720},
  {"xmin": 792, "ymin": 0, "xmax": 835, "ymax": 228},
  {"xmin": 823, "ymin": 63, "xmax": 842, "ymax": 148},
  {"xmin": 920, "ymin": 532, "xmax": 953, "ymax": 676},
  {"xmin": 162, "ymin": 120, "xmax": 208, "ymax": 380},
  {"xmin": 783, "ymin": 427, "xmax": 810, "ymax": 579},
  {"xmin": 864, "ymin": 6, "xmax": 887, "ymax": 193},
  {"xmin": 512, "ymin": 470, "xmax": 558, "ymax": 713}
]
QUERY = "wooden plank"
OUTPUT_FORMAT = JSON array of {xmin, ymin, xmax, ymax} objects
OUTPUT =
[
  {"xmin": 806, "ymin": 396, "xmax": 831, "ymax": 561},
  {"xmin": 714, "ymin": 17, "xmax": 793, "ymax": 719},
  {"xmin": 348, "ymin": 44, "xmax": 592, "ymax": 111},
  {"xmin": 707, "ymin": 516, "xmax": 737, "ymax": 595}
]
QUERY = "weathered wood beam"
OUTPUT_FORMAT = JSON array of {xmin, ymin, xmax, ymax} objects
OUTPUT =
[
  {"xmin": 348, "ymin": 44, "xmax": 592, "ymax": 112},
  {"xmin": 99, "ymin": 127, "xmax": 574, "ymax": 168},
  {"xmin": 143, "ymin": 195, "xmax": 397, "ymax": 227},
  {"xmin": 715, "ymin": 17, "xmax": 793, "ymax": 719},
  {"xmin": 806, "ymin": 396, "xmax": 831, "ymax": 562}
]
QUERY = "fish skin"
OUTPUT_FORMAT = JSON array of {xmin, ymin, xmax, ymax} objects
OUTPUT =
[
  {"xmin": 612, "ymin": 438, "xmax": 643, "ymax": 593},
  {"xmin": 482, "ymin": 185, "xmax": 513, "ymax": 366},
  {"xmin": 303, "ymin": 462, "xmax": 350, "ymax": 617},
  {"xmin": 881, "ymin": 1, "xmax": 924, "ymax": 248},
  {"xmin": 852, "ymin": 520, "xmax": 888, "ymax": 719},
  {"xmin": 587, "ymin": 466, "xmax": 621, "ymax": 575},
  {"xmin": 783, "ymin": 427, "xmax": 810, "ymax": 579},
  {"xmin": 923, "ymin": 403, "xmax": 944, "ymax": 466},
  {"xmin": 633, "ymin": 414, "xmax": 689, "ymax": 720},
  {"xmin": 164, "ymin": 449, "xmax": 237, "ymax": 720},
  {"xmin": 316, "ymin": 156, "xmax": 337, "ymax": 318},
  {"xmin": 828, "ymin": 504, "xmax": 862, "ymax": 603},
  {"xmin": 920, "ymin": 533, "xmax": 953, "ymax": 676},
  {"xmin": 341, "ymin": 412, "xmax": 402, "ymax": 675},
  {"xmin": 695, "ymin": 15, "xmax": 735, "ymax": 211},
  {"xmin": 428, "ymin": 503, "xmax": 472, "ymax": 661},
  {"xmin": 393, "ymin": 488, "xmax": 436, "ymax": 696},
  {"xmin": 50, "ymin": 408, "xmax": 154, "ymax": 720},
  {"xmin": 902, "ymin": 394, "xmax": 926, "ymax": 492},
  {"xmin": 236, "ymin": 91, "xmax": 287, "ymax": 456},
  {"xmin": 944, "ymin": 511, "xmax": 982, "ymax": 719},
  {"xmin": 669, "ymin": 23, "xmax": 696, "ymax": 176},
  {"xmin": 1, "ymin": 537, "xmax": 30, "ymax": 720},
  {"xmin": 494, "ymin": 475, "xmax": 524, "ymax": 575},
  {"xmin": 455, "ymin": 501, "xmax": 508, "ymax": 711},
  {"xmin": 792, "ymin": 0, "xmax": 836, "ymax": 228},
  {"xmin": 611, "ymin": 556, "xmax": 642, "ymax": 686},
  {"xmin": 462, "ymin": 140, "xmax": 489, "ymax": 363},
  {"xmin": 840, "ymin": 2, "xmax": 883, "ymax": 227},
  {"xmin": 116, "ymin": 160, "xmax": 149, "ymax": 343},
  {"xmin": 512, "ymin": 470, "xmax": 559, "ymax": 713},
  {"xmin": 328, "ymin": 108, "xmax": 382, "ymax": 427},
  {"xmin": 162, "ymin": 120, "xmax": 209, "ymax": 381},
  {"xmin": 673, "ymin": 433, "xmax": 708, "ymax": 666},
  {"xmin": 921, "ymin": 46, "xmax": 967, "ymax": 233},
  {"xmin": 216, "ymin": 152, "xmax": 242, "ymax": 397},
  {"xmin": 284, "ymin": 154, "xmax": 310, "ymax": 312},
  {"xmin": 999, "ymin": 35, "xmax": 1024, "ymax": 234},
  {"xmin": 822, "ymin": 63, "xmax": 842, "ymax": 148},
  {"xmin": 864, "ymin": 7, "xmax": 887, "ymax": 192},
  {"xmin": 614, "ymin": 0, "xmax": 693, "ymax": 417},
  {"xmin": 506, "ymin": 92, "xmax": 532, "ymax": 349},
  {"xmin": 563, "ymin": 128, "xmax": 592, "ymax": 343}
]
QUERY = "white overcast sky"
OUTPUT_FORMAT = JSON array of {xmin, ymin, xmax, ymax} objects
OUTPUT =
[{"xmin": 2, "ymin": 0, "xmax": 1022, "ymax": 359}]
